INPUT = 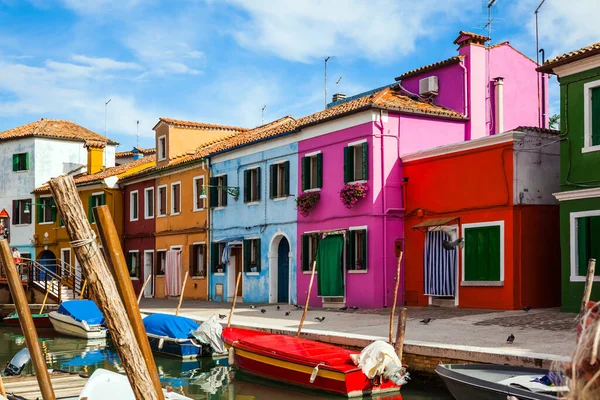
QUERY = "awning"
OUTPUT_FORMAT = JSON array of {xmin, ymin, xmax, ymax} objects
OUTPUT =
[{"xmin": 412, "ymin": 216, "xmax": 459, "ymax": 231}]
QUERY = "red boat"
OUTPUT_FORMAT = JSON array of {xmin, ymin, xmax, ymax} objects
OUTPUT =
[
  {"xmin": 222, "ymin": 327, "xmax": 404, "ymax": 398},
  {"xmin": 2, "ymin": 312, "xmax": 52, "ymax": 328}
]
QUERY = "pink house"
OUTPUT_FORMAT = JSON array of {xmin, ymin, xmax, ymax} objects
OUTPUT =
[{"xmin": 296, "ymin": 31, "xmax": 548, "ymax": 309}]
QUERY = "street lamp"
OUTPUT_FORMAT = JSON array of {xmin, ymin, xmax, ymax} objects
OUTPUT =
[{"xmin": 199, "ymin": 184, "xmax": 240, "ymax": 200}]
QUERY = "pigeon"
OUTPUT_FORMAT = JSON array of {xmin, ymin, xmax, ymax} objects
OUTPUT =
[
  {"xmin": 250, "ymin": 305, "xmax": 256, "ymax": 309},
  {"xmin": 277, "ymin": 305, "xmax": 280, "ymax": 310},
  {"xmin": 218, "ymin": 314, "xmax": 226, "ymax": 319},
  {"xmin": 295, "ymin": 304, "xmax": 302, "ymax": 309},
  {"xmin": 350, "ymin": 306, "xmax": 359, "ymax": 310},
  {"xmin": 420, "ymin": 318, "xmax": 433, "ymax": 325},
  {"xmin": 285, "ymin": 311, "xmax": 291, "ymax": 316},
  {"xmin": 523, "ymin": 306, "xmax": 531, "ymax": 312},
  {"xmin": 314, "ymin": 316, "xmax": 325, "ymax": 322},
  {"xmin": 339, "ymin": 306, "xmax": 348, "ymax": 311},
  {"xmin": 507, "ymin": 334, "xmax": 515, "ymax": 344},
  {"xmin": 261, "ymin": 309, "xmax": 266, "ymax": 314}
]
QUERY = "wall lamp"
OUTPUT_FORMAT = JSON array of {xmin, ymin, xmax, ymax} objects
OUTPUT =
[{"xmin": 199, "ymin": 185, "xmax": 240, "ymax": 200}]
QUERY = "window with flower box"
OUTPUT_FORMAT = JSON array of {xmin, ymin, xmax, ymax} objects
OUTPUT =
[
  {"xmin": 301, "ymin": 153, "xmax": 322, "ymax": 191},
  {"xmin": 190, "ymin": 243, "xmax": 206, "ymax": 277},
  {"xmin": 344, "ymin": 142, "xmax": 368, "ymax": 183},
  {"xmin": 211, "ymin": 242, "xmax": 227, "ymax": 273}
]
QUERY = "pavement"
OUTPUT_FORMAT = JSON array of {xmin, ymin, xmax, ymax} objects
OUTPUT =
[{"xmin": 139, "ymin": 299, "xmax": 577, "ymax": 359}]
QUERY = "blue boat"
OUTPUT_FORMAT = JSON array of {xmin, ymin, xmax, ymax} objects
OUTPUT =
[
  {"xmin": 48, "ymin": 300, "xmax": 107, "ymax": 340},
  {"xmin": 144, "ymin": 313, "xmax": 212, "ymax": 359}
]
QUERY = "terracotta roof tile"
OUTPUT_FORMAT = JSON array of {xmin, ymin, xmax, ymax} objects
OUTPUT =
[
  {"xmin": 538, "ymin": 42, "xmax": 600, "ymax": 73},
  {"xmin": 34, "ymin": 154, "xmax": 156, "ymax": 192},
  {"xmin": 0, "ymin": 118, "xmax": 118, "ymax": 145},
  {"xmin": 395, "ymin": 56, "xmax": 465, "ymax": 80},
  {"xmin": 115, "ymin": 147, "xmax": 156, "ymax": 158},
  {"xmin": 453, "ymin": 31, "xmax": 489, "ymax": 45},
  {"xmin": 153, "ymin": 117, "xmax": 248, "ymax": 132}
]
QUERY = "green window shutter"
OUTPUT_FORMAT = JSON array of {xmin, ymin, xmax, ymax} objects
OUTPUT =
[
  {"xmin": 88, "ymin": 196, "xmax": 94, "ymax": 222},
  {"xmin": 243, "ymin": 239, "xmax": 250, "ymax": 272},
  {"xmin": 211, "ymin": 243, "xmax": 220, "ymax": 271},
  {"xmin": 344, "ymin": 146, "xmax": 354, "ymax": 183},
  {"xmin": 347, "ymin": 230, "xmax": 355, "ymax": 270},
  {"xmin": 12, "ymin": 154, "xmax": 19, "ymax": 171},
  {"xmin": 464, "ymin": 226, "xmax": 501, "ymax": 281},
  {"xmin": 12, "ymin": 200, "xmax": 17, "ymax": 225},
  {"xmin": 301, "ymin": 234, "xmax": 308, "ymax": 271},
  {"xmin": 100, "ymin": 193, "xmax": 106, "ymax": 206},
  {"xmin": 36, "ymin": 203, "xmax": 42, "ymax": 223},
  {"xmin": 283, "ymin": 161, "xmax": 290, "ymax": 196},
  {"xmin": 256, "ymin": 238, "xmax": 262, "ymax": 272},
  {"xmin": 577, "ymin": 216, "xmax": 600, "ymax": 276},
  {"xmin": 592, "ymin": 87, "xmax": 600, "ymax": 146},
  {"xmin": 256, "ymin": 167, "xmax": 261, "ymax": 201},
  {"xmin": 361, "ymin": 142, "xmax": 368, "ymax": 180},
  {"xmin": 24, "ymin": 153, "xmax": 30, "ymax": 170},
  {"xmin": 50, "ymin": 198, "xmax": 57, "ymax": 222},
  {"xmin": 301, "ymin": 157, "xmax": 308, "ymax": 191},
  {"xmin": 222, "ymin": 175, "xmax": 228, "ymax": 206},
  {"xmin": 244, "ymin": 170, "xmax": 250, "ymax": 203},
  {"xmin": 209, "ymin": 177, "xmax": 218, "ymax": 207},
  {"xmin": 362, "ymin": 229, "xmax": 368, "ymax": 269},
  {"xmin": 269, "ymin": 164, "xmax": 277, "ymax": 199},
  {"xmin": 316, "ymin": 153, "xmax": 323, "ymax": 188}
]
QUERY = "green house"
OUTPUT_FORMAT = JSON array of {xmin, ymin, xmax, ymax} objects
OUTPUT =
[{"xmin": 539, "ymin": 43, "xmax": 600, "ymax": 312}]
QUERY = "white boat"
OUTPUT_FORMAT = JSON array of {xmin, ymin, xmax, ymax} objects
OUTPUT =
[{"xmin": 49, "ymin": 300, "xmax": 107, "ymax": 340}]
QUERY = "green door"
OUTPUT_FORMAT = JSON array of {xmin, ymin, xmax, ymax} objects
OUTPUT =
[{"xmin": 316, "ymin": 235, "xmax": 344, "ymax": 297}]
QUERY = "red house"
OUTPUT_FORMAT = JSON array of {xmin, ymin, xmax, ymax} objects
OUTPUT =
[{"xmin": 402, "ymin": 127, "xmax": 561, "ymax": 310}]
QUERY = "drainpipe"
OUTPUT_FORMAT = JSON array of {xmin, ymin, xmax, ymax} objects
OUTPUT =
[
  {"xmin": 494, "ymin": 77, "xmax": 504, "ymax": 135},
  {"xmin": 204, "ymin": 158, "xmax": 212, "ymax": 300},
  {"xmin": 459, "ymin": 60, "xmax": 469, "ymax": 118},
  {"xmin": 378, "ymin": 110, "xmax": 388, "ymax": 308}
]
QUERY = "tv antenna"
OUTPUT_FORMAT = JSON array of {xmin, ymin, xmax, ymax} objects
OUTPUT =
[
  {"xmin": 136, "ymin": 120, "xmax": 140, "ymax": 148},
  {"xmin": 324, "ymin": 56, "xmax": 334, "ymax": 109},
  {"xmin": 336, "ymin": 76, "xmax": 342, "ymax": 93},
  {"xmin": 485, "ymin": 0, "xmax": 497, "ymax": 45},
  {"xmin": 261, "ymin": 105, "xmax": 267, "ymax": 125}
]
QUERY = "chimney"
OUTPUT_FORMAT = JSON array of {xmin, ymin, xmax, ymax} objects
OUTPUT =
[
  {"xmin": 332, "ymin": 93, "xmax": 346, "ymax": 103},
  {"xmin": 85, "ymin": 140, "xmax": 106, "ymax": 175},
  {"xmin": 494, "ymin": 77, "xmax": 504, "ymax": 134},
  {"xmin": 132, "ymin": 148, "xmax": 144, "ymax": 161}
]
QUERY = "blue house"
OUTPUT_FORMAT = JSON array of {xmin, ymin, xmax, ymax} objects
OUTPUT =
[{"xmin": 208, "ymin": 118, "xmax": 298, "ymax": 304}]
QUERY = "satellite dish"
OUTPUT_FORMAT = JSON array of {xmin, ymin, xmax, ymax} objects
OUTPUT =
[{"xmin": 103, "ymin": 176, "xmax": 119, "ymax": 189}]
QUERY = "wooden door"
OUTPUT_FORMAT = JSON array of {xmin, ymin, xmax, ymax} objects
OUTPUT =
[{"xmin": 233, "ymin": 247, "xmax": 243, "ymax": 297}]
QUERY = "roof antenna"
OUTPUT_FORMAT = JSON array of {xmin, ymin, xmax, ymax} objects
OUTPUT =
[
  {"xmin": 336, "ymin": 76, "xmax": 343, "ymax": 93},
  {"xmin": 136, "ymin": 120, "xmax": 139, "ymax": 148},
  {"xmin": 484, "ymin": 0, "xmax": 496, "ymax": 45},
  {"xmin": 324, "ymin": 56, "xmax": 334, "ymax": 109},
  {"xmin": 261, "ymin": 105, "xmax": 266, "ymax": 125},
  {"xmin": 104, "ymin": 98, "xmax": 111, "ymax": 169}
]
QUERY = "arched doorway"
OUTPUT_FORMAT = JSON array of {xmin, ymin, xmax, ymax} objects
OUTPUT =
[
  {"xmin": 269, "ymin": 233, "xmax": 292, "ymax": 304},
  {"xmin": 37, "ymin": 250, "xmax": 56, "ymax": 280}
]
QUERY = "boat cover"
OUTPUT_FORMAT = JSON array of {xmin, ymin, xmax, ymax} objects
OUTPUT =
[
  {"xmin": 57, "ymin": 300, "xmax": 104, "ymax": 325},
  {"xmin": 144, "ymin": 313, "xmax": 199, "ymax": 339}
]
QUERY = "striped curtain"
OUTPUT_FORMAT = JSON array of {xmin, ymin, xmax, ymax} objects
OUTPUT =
[
  {"xmin": 165, "ymin": 250, "xmax": 182, "ymax": 297},
  {"xmin": 424, "ymin": 231, "xmax": 457, "ymax": 296}
]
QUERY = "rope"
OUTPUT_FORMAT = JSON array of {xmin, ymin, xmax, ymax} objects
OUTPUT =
[{"xmin": 70, "ymin": 232, "xmax": 98, "ymax": 261}]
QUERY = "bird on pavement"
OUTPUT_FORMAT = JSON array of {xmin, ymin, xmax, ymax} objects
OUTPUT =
[
  {"xmin": 339, "ymin": 306, "xmax": 348, "ymax": 311},
  {"xmin": 314, "ymin": 317, "xmax": 325, "ymax": 322},
  {"xmin": 295, "ymin": 304, "xmax": 302, "ymax": 309},
  {"xmin": 285, "ymin": 311, "xmax": 291, "ymax": 316},
  {"xmin": 420, "ymin": 318, "xmax": 433, "ymax": 325},
  {"xmin": 218, "ymin": 314, "xmax": 226, "ymax": 319},
  {"xmin": 523, "ymin": 306, "xmax": 531, "ymax": 312},
  {"xmin": 277, "ymin": 305, "xmax": 280, "ymax": 310},
  {"xmin": 261, "ymin": 309, "xmax": 266, "ymax": 314},
  {"xmin": 507, "ymin": 334, "xmax": 515, "ymax": 344},
  {"xmin": 350, "ymin": 306, "xmax": 359, "ymax": 310},
  {"xmin": 250, "ymin": 305, "xmax": 256, "ymax": 309}
]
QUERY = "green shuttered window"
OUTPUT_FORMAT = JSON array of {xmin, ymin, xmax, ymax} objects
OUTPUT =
[
  {"xmin": 244, "ymin": 168, "xmax": 261, "ymax": 203},
  {"xmin": 346, "ymin": 229, "xmax": 368, "ymax": 271},
  {"xmin": 270, "ymin": 161, "xmax": 290, "ymax": 199},
  {"xmin": 301, "ymin": 154, "xmax": 322, "ymax": 191},
  {"xmin": 37, "ymin": 197, "xmax": 56, "ymax": 224},
  {"xmin": 576, "ymin": 215, "xmax": 600, "ymax": 277},
  {"xmin": 243, "ymin": 238, "xmax": 261, "ymax": 273},
  {"xmin": 210, "ymin": 176, "xmax": 228, "ymax": 208},
  {"xmin": 464, "ymin": 225, "xmax": 501, "ymax": 282},
  {"xmin": 88, "ymin": 193, "xmax": 106, "ymax": 223},
  {"xmin": 592, "ymin": 87, "xmax": 600, "ymax": 146},
  {"xmin": 344, "ymin": 143, "xmax": 368, "ymax": 183},
  {"xmin": 12, "ymin": 153, "xmax": 29, "ymax": 171},
  {"xmin": 301, "ymin": 233, "xmax": 320, "ymax": 271}
]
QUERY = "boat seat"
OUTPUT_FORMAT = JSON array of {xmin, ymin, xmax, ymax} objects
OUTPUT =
[{"xmin": 498, "ymin": 375, "xmax": 568, "ymax": 393}]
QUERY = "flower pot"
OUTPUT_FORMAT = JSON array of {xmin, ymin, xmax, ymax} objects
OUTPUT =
[
  {"xmin": 217, "ymin": 268, "xmax": 223, "ymax": 273},
  {"xmin": 251, "ymin": 267, "xmax": 258, "ymax": 273}
]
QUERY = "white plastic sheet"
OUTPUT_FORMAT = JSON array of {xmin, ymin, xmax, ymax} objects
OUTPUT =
[
  {"xmin": 350, "ymin": 340, "xmax": 409, "ymax": 386},
  {"xmin": 190, "ymin": 314, "xmax": 226, "ymax": 354}
]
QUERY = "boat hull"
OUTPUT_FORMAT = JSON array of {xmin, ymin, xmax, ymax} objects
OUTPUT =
[
  {"xmin": 3, "ymin": 313, "xmax": 52, "ymax": 328},
  {"xmin": 48, "ymin": 311, "xmax": 107, "ymax": 340},
  {"xmin": 223, "ymin": 328, "xmax": 401, "ymax": 398}
]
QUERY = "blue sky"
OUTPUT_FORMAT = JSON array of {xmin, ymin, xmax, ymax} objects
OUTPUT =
[{"xmin": 0, "ymin": 0, "xmax": 598, "ymax": 151}]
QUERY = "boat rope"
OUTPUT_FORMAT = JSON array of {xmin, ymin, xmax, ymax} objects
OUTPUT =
[
  {"xmin": 310, "ymin": 363, "xmax": 326, "ymax": 384},
  {"xmin": 70, "ymin": 232, "xmax": 97, "ymax": 261}
]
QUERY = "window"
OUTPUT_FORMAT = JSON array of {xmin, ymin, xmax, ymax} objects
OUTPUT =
[
  {"xmin": 270, "ymin": 162, "xmax": 290, "ymax": 199},
  {"xmin": 127, "ymin": 251, "xmax": 140, "ymax": 278},
  {"xmin": 347, "ymin": 228, "xmax": 368, "ymax": 271},
  {"xmin": 37, "ymin": 197, "xmax": 56, "ymax": 224},
  {"xmin": 87, "ymin": 193, "xmax": 105, "ymax": 223},
  {"xmin": 574, "ymin": 215, "xmax": 600, "ymax": 278},
  {"xmin": 61, "ymin": 249, "xmax": 71, "ymax": 276},
  {"xmin": 244, "ymin": 168, "xmax": 261, "ymax": 203},
  {"xmin": 171, "ymin": 182, "xmax": 181, "ymax": 214},
  {"xmin": 157, "ymin": 185, "xmax": 167, "ymax": 216},
  {"xmin": 463, "ymin": 223, "xmax": 502, "ymax": 282},
  {"xmin": 156, "ymin": 250, "xmax": 166, "ymax": 276},
  {"xmin": 144, "ymin": 187, "xmax": 154, "ymax": 219},
  {"xmin": 584, "ymin": 80, "xmax": 600, "ymax": 151},
  {"xmin": 12, "ymin": 153, "xmax": 29, "ymax": 171},
  {"xmin": 190, "ymin": 243, "xmax": 206, "ymax": 277},
  {"xmin": 193, "ymin": 176, "xmax": 206, "ymax": 211},
  {"xmin": 344, "ymin": 142, "xmax": 368, "ymax": 183},
  {"xmin": 243, "ymin": 238, "xmax": 261, "ymax": 273},
  {"xmin": 12, "ymin": 199, "xmax": 32, "ymax": 225},
  {"xmin": 158, "ymin": 136, "xmax": 167, "ymax": 161},
  {"xmin": 301, "ymin": 233, "xmax": 320, "ymax": 271},
  {"xmin": 211, "ymin": 242, "xmax": 227, "ymax": 273},
  {"xmin": 301, "ymin": 153, "xmax": 322, "ymax": 191},
  {"xmin": 130, "ymin": 191, "xmax": 139, "ymax": 221},
  {"xmin": 209, "ymin": 176, "xmax": 228, "ymax": 208}
]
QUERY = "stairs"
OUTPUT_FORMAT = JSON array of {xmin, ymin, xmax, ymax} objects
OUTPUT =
[{"xmin": 20, "ymin": 258, "xmax": 87, "ymax": 303}]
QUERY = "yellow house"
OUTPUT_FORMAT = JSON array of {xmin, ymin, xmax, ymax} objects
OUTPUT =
[{"xmin": 33, "ymin": 141, "xmax": 155, "ymax": 291}]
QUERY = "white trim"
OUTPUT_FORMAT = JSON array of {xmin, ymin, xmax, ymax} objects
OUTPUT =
[
  {"xmin": 246, "ymin": 272, "xmax": 260, "ymax": 276},
  {"xmin": 245, "ymin": 236, "xmax": 261, "ymax": 240},
  {"xmin": 129, "ymin": 190, "xmax": 139, "ymax": 222},
  {"xmin": 144, "ymin": 187, "xmax": 154, "ymax": 219},
  {"xmin": 348, "ymin": 139, "xmax": 367, "ymax": 147},
  {"xmin": 143, "ymin": 250, "xmax": 154, "ymax": 297},
  {"xmin": 157, "ymin": 184, "xmax": 168, "ymax": 217},
  {"xmin": 247, "ymin": 202, "xmax": 260, "ymax": 206},
  {"xmin": 273, "ymin": 197, "xmax": 287, "ymax": 202},
  {"xmin": 268, "ymin": 231, "xmax": 293, "ymax": 304},
  {"xmin": 214, "ymin": 273, "xmax": 225, "ymax": 277},
  {"xmin": 214, "ymin": 206, "xmax": 226, "ymax": 211},
  {"xmin": 157, "ymin": 135, "xmax": 167, "ymax": 161},
  {"xmin": 461, "ymin": 220, "xmax": 505, "ymax": 285},
  {"xmin": 60, "ymin": 247, "xmax": 71, "ymax": 266},
  {"xmin": 304, "ymin": 150, "xmax": 322, "ymax": 157},
  {"xmin": 192, "ymin": 175, "xmax": 205, "ymax": 212},
  {"xmin": 583, "ymin": 79, "xmax": 600, "ymax": 153},
  {"xmin": 552, "ymin": 54, "xmax": 600, "ymax": 78},
  {"xmin": 349, "ymin": 225, "xmax": 368, "ymax": 231},
  {"xmin": 245, "ymin": 165, "xmax": 260, "ymax": 171},
  {"xmin": 128, "ymin": 250, "xmax": 140, "ymax": 279},
  {"xmin": 192, "ymin": 241, "xmax": 206, "ymax": 245},
  {"xmin": 554, "ymin": 188, "xmax": 600, "ymax": 202},
  {"xmin": 170, "ymin": 181, "xmax": 181, "ymax": 215},
  {"xmin": 303, "ymin": 188, "xmax": 321, "ymax": 193},
  {"xmin": 570, "ymin": 210, "xmax": 600, "ymax": 282},
  {"xmin": 348, "ymin": 180, "xmax": 367, "ymax": 185},
  {"xmin": 91, "ymin": 191, "xmax": 104, "ymax": 196},
  {"xmin": 348, "ymin": 270, "xmax": 368, "ymax": 274},
  {"xmin": 271, "ymin": 159, "xmax": 288, "ymax": 165},
  {"xmin": 169, "ymin": 245, "xmax": 182, "ymax": 251},
  {"xmin": 303, "ymin": 230, "xmax": 320, "ymax": 234}
]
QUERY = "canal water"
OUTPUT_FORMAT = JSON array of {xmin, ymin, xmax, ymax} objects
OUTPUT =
[{"xmin": 0, "ymin": 327, "xmax": 452, "ymax": 399}]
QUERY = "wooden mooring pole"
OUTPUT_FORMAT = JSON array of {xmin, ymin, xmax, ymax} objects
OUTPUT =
[
  {"xmin": 297, "ymin": 260, "xmax": 317, "ymax": 337},
  {"xmin": 389, "ymin": 251, "xmax": 404, "ymax": 344},
  {"xmin": 581, "ymin": 258, "xmax": 596, "ymax": 316},
  {"xmin": 176, "ymin": 271, "xmax": 189, "ymax": 317},
  {"xmin": 138, "ymin": 274, "xmax": 152, "ymax": 304},
  {"xmin": 227, "ymin": 272, "xmax": 242, "ymax": 328},
  {"xmin": 394, "ymin": 307, "xmax": 408, "ymax": 362},
  {"xmin": 0, "ymin": 240, "xmax": 55, "ymax": 400},
  {"xmin": 49, "ymin": 176, "xmax": 163, "ymax": 400}
]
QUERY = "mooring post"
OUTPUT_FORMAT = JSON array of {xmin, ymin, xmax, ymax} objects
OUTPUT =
[
  {"xmin": 176, "ymin": 271, "xmax": 189, "ymax": 317},
  {"xmin": 0, "ymin": 240, "xmax": 55, "ymax": 400},
  {"xmin": 227, "ymin": 272, "xmax": 242, "ymax": 328},
  {"xmin": 297, "ymin": 260, "xmax": 317, "ymax": 337},
  {"xmin": 49, "ymin": 176, "xmax": 163, "ymax": 400},
  {"xmin": 138, "ymin": 274, "xmax": 152, "ymax": 304},
  {"xmin": 581, "ymin": 258, "xmax": 597, "ymax": 316},
  {"xmin": 389, "ymin": 251, "xmax": 404, "ymax": 343},
  {"xmin": 394, "ymin": 307, "xmax": 408, "ymax": 362}
]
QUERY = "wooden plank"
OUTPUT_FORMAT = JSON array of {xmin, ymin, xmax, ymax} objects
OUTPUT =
[{"xmin": 3, "ymin": 373, "xmax": 87, "ymax": 400}]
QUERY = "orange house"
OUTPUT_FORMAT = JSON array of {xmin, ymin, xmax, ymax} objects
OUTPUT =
[{"xmin": 402, "ymin": 128, "xmax": 561, "ymax": 310}]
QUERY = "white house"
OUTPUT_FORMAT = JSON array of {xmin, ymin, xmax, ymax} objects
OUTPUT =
[{"xmin": 0, "ymin": 118, "xmax": 117, "ymax": 260}]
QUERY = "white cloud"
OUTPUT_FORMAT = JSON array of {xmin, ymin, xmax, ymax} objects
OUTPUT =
[
  {"xmin": 71, "ymin": 55, "xmax": 142, "ymax": 71},
  {"xmin": 226, "ymin": 0, "xmax": 472, "ymax": 63},
  {"xmin": 58, "ymin": 0, "xmax": 143, "ymax": 15}
]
